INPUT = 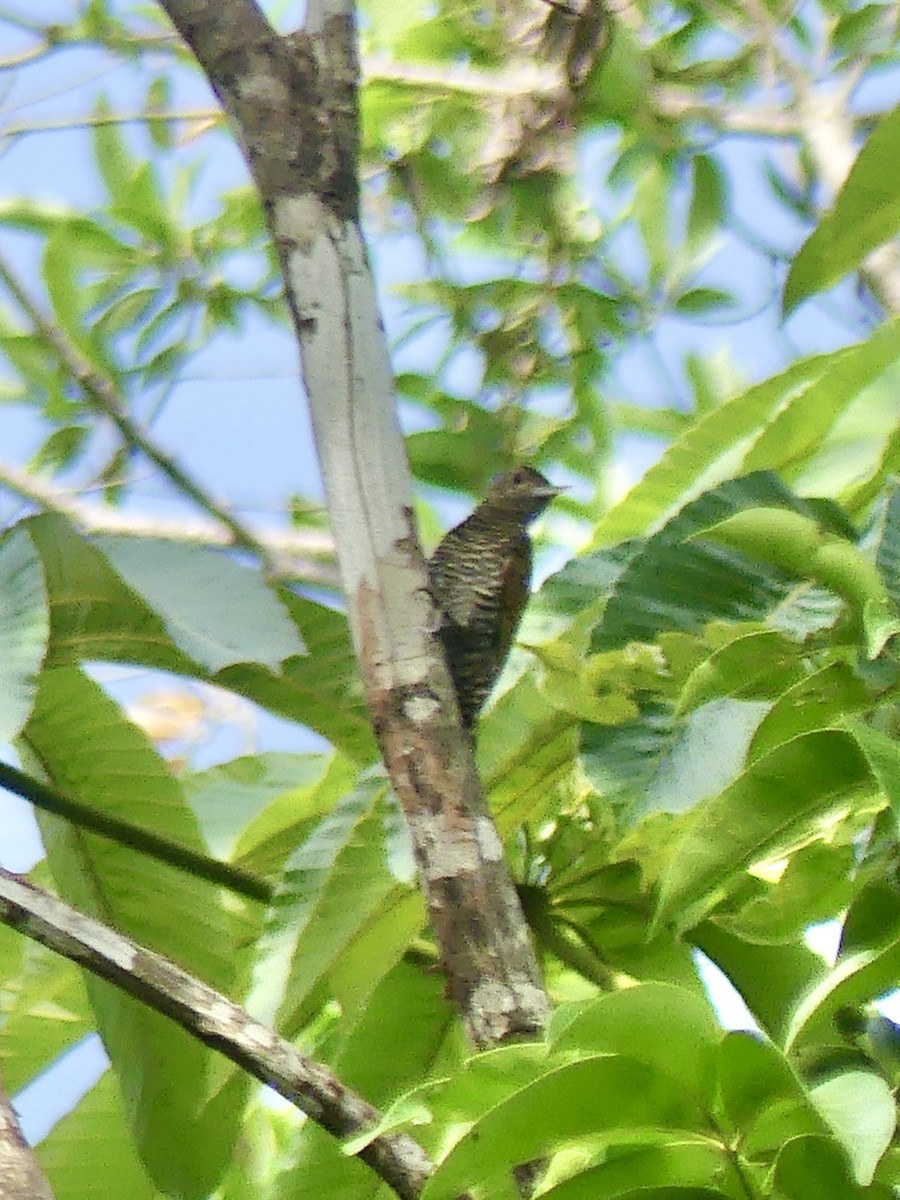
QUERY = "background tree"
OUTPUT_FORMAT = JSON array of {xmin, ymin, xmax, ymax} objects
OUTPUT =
[{"xmin": 1, "ymin": 0, "xmax": 900, "ymax": 1198}]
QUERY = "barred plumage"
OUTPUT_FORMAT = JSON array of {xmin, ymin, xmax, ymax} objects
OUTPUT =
[{"xmin": 428, "ymin": 467, "xmax": 561, "ymax": 728}]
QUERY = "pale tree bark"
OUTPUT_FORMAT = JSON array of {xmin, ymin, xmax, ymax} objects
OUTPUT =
[
  {"xmin": 154, "ymin": 0, "xmax": 549, "ymax": 1048},
  {"xmin": 0, "ymin": 1076, "xmax": 56, "ymax": 1200},
  {"xmin": 0, "ymin": 868, "xmax": 433, "ymax": 1200}
]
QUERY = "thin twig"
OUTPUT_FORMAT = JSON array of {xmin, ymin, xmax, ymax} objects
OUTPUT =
[
  {"xmin": 0, "ymin": 107, "xmax": 220, "ymax": 137},
  {"xmin": 0, "ymin": 761, "xmax": 272, "ymax": 902}
]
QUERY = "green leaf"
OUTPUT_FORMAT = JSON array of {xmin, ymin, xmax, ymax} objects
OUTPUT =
[
  {"xmin": 693, "ymin": 922, "xmax": 825, "ymax": 1043},
  {"xmin": 749, "ymin": 663, "xmax": 872, "ymax": 761},
  {"xmin": 686, "ymin": 154, "xmax": 727, "ymax": 253},
  {"xmin": 786, "ymin": 929, "xmax": 900, "ymax": 1054},
  {"xmin": 24, "ymin": 666, "xmax": 244, "ymax": 1198},
  {"xmin": 246, "ymin": 776, "xmax": 405, "ymax": 1033},
  {"xmin": 717, "ymin": 841, "xmax": 854, "ymax": 944},
  {"xmin": 408, "ymin": 398, "xmax": 505, "ymax": 491},
  {"xmin": 841, "ymin": 882, "xmax": 900, "ymax": 959},
  {"xmin": 549, "ymin": 983, "xmax": 721, "ymax": 1102},
  {"xmin": 92, "ymin": 96, "xmax": 137, "ymax": 204},
  {"xmin": 676, "ymin": 631, "xmax": 805, "ymax": 716},
  {"xmin": 773, "ymin": 1135, "xmax": 864, "ymax": 1200},
  {"xmin": 633, "ymin": 158, "xmax": 673, "ymax": 285},
  {"xmin": 146, "ymin": 74, "xmax": 173, "ymax": 149},
  {"xmin": 785, "ymin": 104, "xmax": 900, "ymax": 313},
  {"xmin": 388, "ymin": 1042, "xmax": 549, "ymax": 1154},
  {"xmin": 673, "ymin": 288, "xmax": 735, "ymax": 315},
  {"xmin": 699, "ymin": 511, "xmax": 900, "ymax": 657},
  {"xmin": 0, "ymin": 198, "xmax": 96, "ymax": 235},
  {"xmin": 280, "ymin": 960, "xmax": 458, "ymax": 1197},
  {"xmin": 640, "ymin": 699, "xmax": 768, "ymax": 818},
  {"xmin": 810, "ymin": 1072, "xmax": 895, "ymax": 1184},
  {"xmin": 692, "ymin": 508, "xmax": 822, "ymax": 574},
  {"xmin": 611, "ymin": 403, "xmax": 689, "ymax": 438},
  {"xmin": 94, "ymin": 286, "xmax": 160, "ymax": 336},
  {"xmin": 715, "ymin": 1031, "xmax": 807, "ymax": 1134},
  {"xmin": 540, "ymin": 1147, "xmax": 732, "ymax": 1200},
  {"xmin": 592, "ymin": 474, "xmax": 823, "ymax": 651},
  {"xmin": 94, "ymin": 536, "xmax": 306, "ymax": 672},
  {"xmin": 219, "ymin": 593, "xmax": 376, "ymax": 762},
  {"xmin": 832, "ymin": 4, "xmax": 892, "ymax": 56},
  {"xmin": 43, "ymin": 226, "xmax": 89, "ymax": 351},
  {"xmin": 38, "ymin": 1072, "xmax": 157, "ymax": 1200},
  {"xmin": 327, "ymin": 887, "xmax": 426, "ymax": 1020},
  {"xmin": 112, "ymin": 162, "xmax": 177, "ymax": 253},
  {"xmin": 581, "ymin": 695, "xmax": 678, "ymax": 811},
  {"xmin": 843, "ymin": 720, "xmax": 900, "ymax": 823},
  {"xmin": 743, "ymin": 335, "xmax": 900, "ymax": 496},
  {"xmin": 591, "ymin": 323, "xmax": 900, "ymax": 547},
  {"xmin": 27, "ymin": 516, "xmax": 373, "ymax": 759},
  {"xmin": 479, "ymin": 685, "xmax": 579, "ymax": 832},
  {"xmin": 0, "ymin": 907, "xmax": 94, "ymax": 1094},
  {"xmin": 654, "ymin": 731, "xmax": 872, "ymax": 932},
  {"xmin": 589, "ymin": 24, "xmax": 651, "ymax": 120},
  {"xmin": 0, "ymin": 528, "xmax": 49, "ymax": 742},
  {"xmin": 420, "ymin": 1056, "xmax": 705, "ymax": 1200},
  {"xmin": 183, "ymin": 751, "xmax": 352, "ymax": 865},
  {"xmin": 29, "ymin": 514, "xmax": 197, "ymax": 673},
  {"xmin": 30, "ymin": 425, "xmax": 91, "ymax": 473}
]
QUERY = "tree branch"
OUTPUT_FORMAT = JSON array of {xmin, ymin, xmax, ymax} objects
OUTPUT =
[
  {"xmin": 155, "ymin": 0, "xmax": 550, "ymax": 1046},
  {"xmin": 0, "ymin": 867, "xmax": 434, "ymax": 1200},
  {"xmin": 0, "ymin": 761, "xmax": 272, "ymax": 902}
]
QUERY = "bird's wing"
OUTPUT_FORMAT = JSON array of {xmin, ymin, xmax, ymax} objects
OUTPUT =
[
  {"xmin": 428, "ymin": 530, "xmax": 532, "ymax": 636},
  {"xmin": 427, "ymin": 530, "xmax": 476, "ymax": 624},
  {"xmin": 491, "ymin": 534, "xmax": 532, "ymax": 660}
]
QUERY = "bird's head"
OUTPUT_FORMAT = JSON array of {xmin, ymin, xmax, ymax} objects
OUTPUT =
[{"xmin": 482, "ymin": 466, "xmax": 563, "ymax": 523}]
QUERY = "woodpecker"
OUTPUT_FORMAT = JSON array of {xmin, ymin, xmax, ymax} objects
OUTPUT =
[{"xmin": 428, "ymin": 466, "xmax": 562, "ymax": 728}]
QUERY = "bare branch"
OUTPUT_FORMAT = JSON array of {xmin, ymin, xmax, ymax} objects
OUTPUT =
[
  {"xmin": 0, "ymin": 867, "xmax": 434, "ymax": 1200},
  {"xmin": 156, "ymin": 0, "xmax": 550, "ymax": 1046}
]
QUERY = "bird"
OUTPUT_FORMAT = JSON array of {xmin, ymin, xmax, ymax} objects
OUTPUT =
[{"xmin": 427, "ymin": 466, "xmax": 562, "ymax": 728}]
